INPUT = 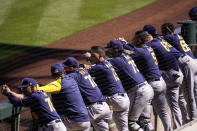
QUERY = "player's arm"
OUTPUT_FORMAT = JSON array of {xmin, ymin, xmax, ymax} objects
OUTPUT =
[{"xmin": 37, "ymin": 78, "xmax": 61, "ymax": 93}]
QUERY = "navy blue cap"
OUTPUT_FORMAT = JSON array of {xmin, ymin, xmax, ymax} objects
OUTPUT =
[
  {"xmin": 143, "ymin": 25, "xmax": 156, "ymax": 36},
  {"xmin": 189, "ymin": 7, "xmax": 197, "ymax": 18},
  {"xmin": 63, "ymin": 57, "xmax": 79, "ymax": 68},
  {"xmin": 51, "ymin": 63, "xmax": 64, "ymax": 75},
  {"xmin": 18, "ymin": 78, "xmax": 37, "ymax": 88},
  {"xmin": 105, "ymin": 40, "xmax": 124, "ymax": 50}
]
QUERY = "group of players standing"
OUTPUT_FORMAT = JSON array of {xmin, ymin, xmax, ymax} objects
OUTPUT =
[{"xmin": 1, "ymin": 6, "xmax": 197, "ymax": 131}]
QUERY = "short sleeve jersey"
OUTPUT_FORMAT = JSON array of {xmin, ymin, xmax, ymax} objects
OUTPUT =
[
  {"xmin": 51, "ymin": 75, "xmax": 89, "ymax": 122},
  {"xmin": 146, "ymin": 38, "xmax": 180, "ymax": 71},
  {"xmin": 68, "ymin": 69, "xmax": 106, "ymax": 106},
  {"xmin": 8, "ymin": 91, "xmax": 60, "ymax": 126},
  {"xmin": 88, "ymin": 60, "xmax": 125, "ymax": 96},
  {"xmin": 109, "ymin": 53, "xmax": 146, "ymax": 91},
  {"xmin": 163, "ymin": 34, "xmax": 195, "ymax": 59},
  {"xmin": 126, "ymin": 45, "xmax": 161, "ymax": 81}
]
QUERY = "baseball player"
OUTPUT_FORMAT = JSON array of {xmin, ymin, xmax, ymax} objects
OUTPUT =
[
  {"xmin": 37, "ymin": 63, "xmax": 91, "ymax": 131},
  {"xmin": 143, "ymin": 25, "xmax": 184, "ymax": 129},
  {"xmin": 1, "ymin": 78, "xmax": 67, "ymax": 131},
  {"xmin": 189, "ymin": 7, "xmax": 197, "ymax": 21},
  {"xmin": 114, "ymin": 30, "xmax": 173, "ymax": 131},
  {"xmin": 161, "ymin": 23, "xmax": 197, "ymax": 121},
  {"xmin": 62, "ymin": 57, "xmax": 112, "ymax": 131},
  {"xmin": 105, "ymin": 41, "xmax": 154, "ymax": 131},
  {"xmin": 85, "ymin": 46, "xmax": 130, "ymax": 131}
]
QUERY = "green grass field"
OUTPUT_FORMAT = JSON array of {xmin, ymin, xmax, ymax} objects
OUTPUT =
[{"xmin": 0, "ymin": 0, "xmax": 157, "ymax": 61}]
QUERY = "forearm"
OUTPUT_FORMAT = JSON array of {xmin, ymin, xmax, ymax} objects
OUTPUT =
[{"xmin": 9, "ymin": 91, "xmax": 24, "ymax": 99}]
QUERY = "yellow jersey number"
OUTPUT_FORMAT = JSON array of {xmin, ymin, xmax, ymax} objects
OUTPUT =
[
  {"xmin": 124, "ymin": 55, "xmax": 139, "ymax": 73},
  {"xmin": 105, "ymin": 62, "xmax": 120, "ymax": 81},
  {"xmin": 160, "ymin": 40, "xmax": 172, "ymax": 52},
  {"xmin": 45, "ymin": 97, "xmax": 55, "ymax": 112},
  {"xmin": 84, "ymin": 75, "xmax": 97, "ymax": 88},
  {"xmin": 151, "ymin": 52, "xmax": 158, "ymax": 65},
  {"xmin": 177, "ymin": 35, "xmax": 190, "ymax": 52}
]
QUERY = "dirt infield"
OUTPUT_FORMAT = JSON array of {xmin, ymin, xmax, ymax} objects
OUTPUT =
[{"xmin": 0, "ymin": 0, "xmax": 196, "ymax": 106}]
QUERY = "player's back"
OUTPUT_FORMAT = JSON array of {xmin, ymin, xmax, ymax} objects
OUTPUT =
[
  {"xmin": 51, "ymin": 75, "xmax": 89, "ymax": 122},
  {"xmin": 109, "ymin": 52, "xmax": 146, "ymax": 91},
  {"xmin": 128, "ymin": 45, "xmax": 161, "ymax": 81},
  {"xmin": 89, "ymin": 60, "xmax": 125, "ymax": 96},
  {"xmin": 146, "ymin": 38, "xmax": 180, "ymax": 71},
  {"xmin": 25, "ymin": 91, "xmax": 60, "ymax": 126},
  {"xmin": 163, "ymin": 34, "xmax": 195, "ymax": 59},
  {"xmin": 68, "ymin": 69, "xmax": 106, "ymax": 106}
]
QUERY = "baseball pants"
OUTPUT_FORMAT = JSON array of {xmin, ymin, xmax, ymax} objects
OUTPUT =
[
  {"xmin": 162, "ymin": 68, "xmax": 183, "ymax": 129},
  {"xmin": 178, "ymin": 55, "xmax": 197, "ymax": 120},
  {"xmin": 87, "ymin": 102, "xmax": 112, "ymax": 131},
  {"xmin": 148, "ymin": 77, "xmax": 173, "ymax": 131},
  {"xmin": 62, "ymin": 118, "xmax": 90, "ymax": 131},
  {"xmin": 106, "ymin": 93, "xmax": 130, "ymax": 131},
  {"xmin": 38, "ymin": 119, "xmax": 67, "ymax": 131},
  {"xmin": 127, "ymin": 82, "xmax": 154, "ymax": 131}
]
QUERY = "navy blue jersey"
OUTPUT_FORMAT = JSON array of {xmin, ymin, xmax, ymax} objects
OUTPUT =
[
  {"xmin": 8, "ymin": 91, "xmax": 60, "ymax": 126},
  {"xmin": 163, "ymin": 34, "xmax": 195, "ymax": 59},
  {"xmin": 51, "ymin": 75, "xmax": 89, "ymax": 122},
  {"xmin": 68, "ymin": 69, "xmax": 106, "ymax": 106},
  {"xmin": 88, "ymin": 60, "xmax": 125, "ymax": 96},
  {"xmin": 109, "ymin": 53, "xmax": 146, "ymax": 91},
  {"xmin": 146, "ymin": 38, "xmax": 180, "ymax": 71},
  {"xmin": 126, "ymin": 45, "xmax": 161, "ymax": 81}
]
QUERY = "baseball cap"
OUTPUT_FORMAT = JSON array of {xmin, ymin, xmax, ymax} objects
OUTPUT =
[
  {"xmin": 189, "ymin": 7, "xmax": 197, "ymax": 18},
  {"xmin": 143, "ymin": 25, "xmax": 156, "ymax": 37},
  {"xmin": 18, "ymin": 78, "xmax": 37, "ymax": 89},
  {"xmin": 62, "ymin": 57, "xmax": 79, "ymax": 68},
  {"xmin": 51, "ymin": 63, "xmax": 64, "ymax": 75},
  {"xmin": 105, "ymin": 40, "xmax": 124, "ymax": 50}
]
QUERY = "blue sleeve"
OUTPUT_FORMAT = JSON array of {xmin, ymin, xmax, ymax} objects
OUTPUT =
[
  {"xmin": 128, "ymin": 47, "xmax": 143, "ymax": 59},
  {"xmin": 7, "ymin": 93, "xmax": 24, "ymax": 107},
  {"xmin": 110, "ymin": 59, "xmax": 121, "ymax": 72}
]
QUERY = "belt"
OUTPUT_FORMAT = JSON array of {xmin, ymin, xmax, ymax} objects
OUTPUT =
[
  {"xmin": 136, "ymin": 82, "xmax": 146, "ymax": 88},
  {"xmin": 96, "ymin": 101, "xmax": 104, "ymax": 105},
  {"xmin": 44, "ymin": 119, "xmax": 61, "ymax": 127},
  {"xmin": 147, "ymin": 78, "xmax": 160, "ymax": 82}
]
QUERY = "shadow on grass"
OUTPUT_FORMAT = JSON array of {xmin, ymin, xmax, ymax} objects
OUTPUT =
[{"xmin": 0, "ymin": 43, "xmax": 89, "ymax": 79}]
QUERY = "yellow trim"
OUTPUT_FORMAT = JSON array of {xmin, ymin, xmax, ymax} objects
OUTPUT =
[{"xmin": 37, "ymin": 77, "xmax": 61, "ymax": 93}]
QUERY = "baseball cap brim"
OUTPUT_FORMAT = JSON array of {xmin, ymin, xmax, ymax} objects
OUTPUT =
[{"xmin": 18, "ymin": 85, "xmax": 28, "ymax": 89}]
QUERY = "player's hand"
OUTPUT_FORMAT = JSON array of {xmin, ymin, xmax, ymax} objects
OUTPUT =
[
  {"xmin": 84, "ymin": 52, "xmax": 91, "ymax": 58},
  {"xmin": 1, "ymin": 84, "xmax": 10, "ymax": 95},
  {"xmin": 84, "ymin": 64, "xmax": 92, "ymax": 70},
  {"xmin": 116, "ymin": 37, "xmax": 128, "ymax": 44}
]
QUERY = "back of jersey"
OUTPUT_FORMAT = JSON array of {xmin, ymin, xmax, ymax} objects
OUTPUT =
[
  {"xmin": 51, "ymin": 75, "xmax": 89, "ymax": 122},
  {"xmin": 146, "ymin": 38, "xmax": 180, "ymax": 71},
  {"xmin": 30, "ymin": 91, "xmax": 60, "ymax": 126},
  {"xmin": 69, "ymin": 69, "xmax": 106, "ymax": 106},
  {"xmin": 110, "ymin": 53, "xmax": 146, "ymax": 91},
  {"xmin": 163, "ymin": 34, "xmax": 195, "ymax": 59},
  {"xmin": 89, "ymin": 60, "xmax": 125, "ymax": 96}
]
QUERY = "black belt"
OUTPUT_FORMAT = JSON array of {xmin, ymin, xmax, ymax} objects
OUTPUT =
[
  {"xmin": 117, "ymin": 93, "xmax": 125, "ymax": 96},
  {"xmin": 96, "ymin": 101, "xmax": 104, "ymax": 104},
  {"xmin": 148, "ymin": 78, "xmax": 160, "ymax": 82},
  {"xmin": 44, "ymin": 119, "xmax": 61, "ymax": 127}
]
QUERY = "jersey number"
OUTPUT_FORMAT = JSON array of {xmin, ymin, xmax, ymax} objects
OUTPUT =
[
  {"xmin": 160, "ymin": 40, "xmax": 172, "ymax": 52},
  {"xmin": 45, "ymin": 98, "xmax": 55, "ymax": 112},
  {"xmin": 84, "ymin": 75, "xmax": 97, "ymax": 88},
  {"xmin": 151, "ymin": 52, "xmax": 158, "ymax": 65},
  {"xmin": 105, "ymin": 62, "xmax": 120, "ymax": 81},
  {"xmin": 178, "ymin": 35, "xmax": 190, "ymax": 52},
  {"xmin": 128, "ymin": 60, "xmax": 139, "ymax": 73}
]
